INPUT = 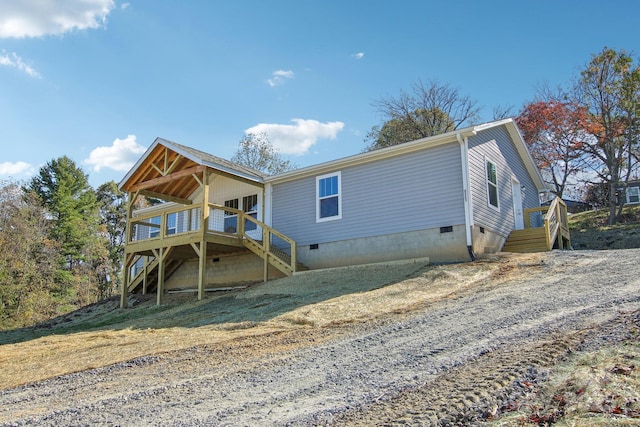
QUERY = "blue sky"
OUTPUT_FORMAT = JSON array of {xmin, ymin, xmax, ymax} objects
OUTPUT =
[{"xmin": 1, "ymin": 0, "xmax": 638, "ymax": 188}]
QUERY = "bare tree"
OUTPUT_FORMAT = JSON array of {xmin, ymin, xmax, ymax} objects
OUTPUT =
[
  {"xmin": 232, "ymin": 133, "xmax": 295, "ymax": 175},
  {"xmin": 365, "ymin": 79, "xmax": 481, "ymax": 151}
]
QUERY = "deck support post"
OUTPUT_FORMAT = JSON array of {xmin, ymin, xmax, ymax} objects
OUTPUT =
[
  {"xmin": 198, "ymin": 169, "xmax": 210, "ymax": 300},
  {"xmin": 120, "ymin": 191, "xmax": 137, "ymax": 309},
  {"xmin": 156, "ymin": 247, "xmax": 166, "ymax": 305},
  {"xmin": 120, "ymin": 255, "xmax": 130, "ymax": 308}
]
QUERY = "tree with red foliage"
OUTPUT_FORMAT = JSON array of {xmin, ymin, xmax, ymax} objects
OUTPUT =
[{"xmin": 516, "ymin": 100, "xmax": 593, "ymax": 198}]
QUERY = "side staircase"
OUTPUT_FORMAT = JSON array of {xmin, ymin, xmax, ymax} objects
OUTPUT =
[{"xmin": 503, "ymin": 197, "xmax": 570, "ymax": 253}]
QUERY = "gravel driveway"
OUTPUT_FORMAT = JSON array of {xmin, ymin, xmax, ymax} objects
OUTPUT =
[{"xmin": 1, "ymin": 249, "xmax": 639, "ymax": 426}]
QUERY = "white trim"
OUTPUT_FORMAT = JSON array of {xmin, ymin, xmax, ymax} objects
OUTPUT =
[
  {"xmin": 457, "ymin": 133, "xmax": 473, "ymax": 247},
  {"xmin": 264, "ymin": 183, "xmax": 273, "ymax": 227},
  {"xmin": 484, "ymin": 156, "xmax": 500, "ymax": 211},
  {"xmin": 316, "ymin": 171, "xmax": 342, "ymax": 222},
  {"xmin": 511, "ymin": 177, "xmax": 524, "ymax": 230}
]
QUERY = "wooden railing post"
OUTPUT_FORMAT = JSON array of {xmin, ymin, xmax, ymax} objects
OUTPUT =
[
  {"xmin": 263, "ymin": 227, "xmax": 270, "ymax": 282},
  {"xmin": 237, "ymin": 210, "xmax": 245, "ymax": 239}
]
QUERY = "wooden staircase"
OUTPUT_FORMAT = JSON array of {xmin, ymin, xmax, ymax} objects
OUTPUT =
[
  {"xmin": 503, "ymin": 197, "xmax": 571, "ymax": 253},
  {"xmin": 127, "ymin": 256, "xmax": 184, "ymax": 293},
  {"xmin": 502, "ymin": 227, "xmax": 548, "ymax": 253}
]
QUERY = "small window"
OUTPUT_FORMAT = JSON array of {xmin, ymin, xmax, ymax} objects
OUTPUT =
[
  {"xmin": 316, "ymin": 172, "xmax": 342, "ymax": 222},
  {"xmin": 243, "ymin": 194, "xmax": 258, "ymax": 231},
  {"xmin": 224, "ymin": 198, "xmax": 238, "ymax": 233},
  {"xmin": 485, "ymin": 159, "xmax": 499, "ymax": 210},
  {"xmin": 149, "ymin": 215, "xmax": 161, "ymax": 238},
  {"xmin": 166, "ymin": 213, "xmax": 177, "ymax": 235},
  {"xmin": 627, "ymin": 187, "xmax": 639, "ymax": 204}
]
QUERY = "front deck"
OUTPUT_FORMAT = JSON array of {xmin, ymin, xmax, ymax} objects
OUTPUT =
[{"xmin": 123, "ymin": 203, "xmax": 298, "ymax": 305}]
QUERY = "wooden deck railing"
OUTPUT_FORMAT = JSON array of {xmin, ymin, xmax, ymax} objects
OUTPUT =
[
  {"xmin": 126, "ymin": 203, "xmax": 297, "ymax": 277},
  {"xmin": 523, "ymin": 197, "xmax": 570, "ymax": 250}
]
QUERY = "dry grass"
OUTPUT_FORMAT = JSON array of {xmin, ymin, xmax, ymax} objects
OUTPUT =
[{"xmin": 0, "ymin": 255, "xmax": 520, "ymax": 391}]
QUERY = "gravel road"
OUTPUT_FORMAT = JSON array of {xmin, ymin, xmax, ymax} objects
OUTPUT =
[{"xmin": 1, "ymin": 249, "xmax": 639, "ymax": 426}]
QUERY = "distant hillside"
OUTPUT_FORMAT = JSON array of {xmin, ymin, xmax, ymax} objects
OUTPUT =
[{"xmin": 569, "ymin": 204, "xmax": 640, "ymax": 250}]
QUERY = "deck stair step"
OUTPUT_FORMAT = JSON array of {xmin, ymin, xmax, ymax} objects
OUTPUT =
[
  {"xmin": 502, "ymin": 227, "xmax": 548, "ymax": 253},
  {"xmin": 242, "ymin": 238, "xmax": 307, "ymax": 276},
  {"xmin": 128, "ymin": 258, "xmax": 183, "ymax": 293}
]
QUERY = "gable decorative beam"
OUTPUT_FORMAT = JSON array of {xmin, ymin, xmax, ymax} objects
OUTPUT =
[
  {"xmin": 150, "ymin": 148, "xmax": 184, "ymax": 176},
  {"xmin": 129, "ymin": 165, "xmax": 207, "ymax": 192},
  {"xmin": 139, "ymin": 190, "xmax": 192, "ymax": 205}
]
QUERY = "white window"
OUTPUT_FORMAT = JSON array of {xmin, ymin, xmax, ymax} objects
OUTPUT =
[
  {"xmin": 242, "ymin": 194, "xmax": 258, "ymax": 231},
  {"xmin": 316, "ymin": 172, "xmax": 342, "ymax": 222},
  {"xmin": 224, "ymin": 194, "xmax": 259, "ymax": 232},
  {"xmin": 166, "ymin": 212, "xmax": 177, "ymax": 235},
  {"xmin": 224, "ymin": 198, "xmax": 238, "ymax": 233},
  {"xmin": 627, "ymin": 186, "xmax": 639, "ymax": 204},
  {"xmin": 149, "ymin": 215, "xmax": 161, "ymax": 238},
  {"xmin": 485, "ymin": 158, "xmax": 499, "ymax": 210}
]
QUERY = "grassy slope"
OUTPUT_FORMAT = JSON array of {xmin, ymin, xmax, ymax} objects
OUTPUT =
[
  {"xmin": 1, "ymin": 206, "xmax": 639, "ymax": 424},
  {"xmin": 569, "ymin": 204, "xmax": 640, "ymax": 250}
]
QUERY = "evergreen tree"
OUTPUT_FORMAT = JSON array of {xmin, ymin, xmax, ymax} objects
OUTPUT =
[{"xmin": 26, "ymin": 156, "xmax": 99, "ymax": 269}]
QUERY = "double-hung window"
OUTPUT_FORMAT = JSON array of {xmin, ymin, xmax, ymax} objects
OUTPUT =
[
  {"xmin": 627, "ymin": 186, "xmax": 639, "ymax": 204},
  {"xmin": 166, "ymin": 212, "xmax": 177, "ymax": 235},
  {"xmin": 316, "ymin": 172, "xmax": 342, "ymax": 222},
  {"xmin": 242, "ymin": 194, "xmax": 258, "ymax": 231},
  {"xmin": 149, "ymin": 215, "xmax": 161, "ymax": 238},
  {"xmin": 485, "ymin": 158, "xmax": 499, "ymax": 210},
  {"xmin": 224, "ymin": 198, "xmax": 239, "ymax": 233}
]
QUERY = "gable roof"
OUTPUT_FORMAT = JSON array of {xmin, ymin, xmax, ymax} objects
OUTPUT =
[
  {"xmin": 119, "ymin": 137, "xmax": 265, "ymax": 201},
  {"xmin": 266, "ymin": 118, "xmax": 546, "ymax": 192}
]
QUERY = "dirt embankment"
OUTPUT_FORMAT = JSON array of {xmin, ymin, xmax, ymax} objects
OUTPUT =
[{"xmin": 0, "ymin": 249, "xmax": 639, "ymax": 426}]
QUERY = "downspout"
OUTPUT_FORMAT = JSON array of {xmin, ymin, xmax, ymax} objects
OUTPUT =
[
  {"xmin": 457, "ymin": 132, "xmax": 476, "ymax": 261},
  {"xmin": 264, "ymin": 182, "xmax": 273, "ymax": 227}
]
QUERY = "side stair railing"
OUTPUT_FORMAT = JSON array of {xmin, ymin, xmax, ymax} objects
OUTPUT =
[
  {"xmin": 523, "ymin": 196, "xmax": 570, "ymax": 250},
  {"xmin": 239, "ymin": 211, "xmax": 297, "ymax": 276}
]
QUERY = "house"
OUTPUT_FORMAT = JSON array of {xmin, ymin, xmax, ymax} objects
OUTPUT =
[
  {"xmin": 118, "ymin": 118, "xmax": 567, "ymax": 307},
  {"xmin": 623, "ymin": 180, "xmax": 640, "ymax": 205}
]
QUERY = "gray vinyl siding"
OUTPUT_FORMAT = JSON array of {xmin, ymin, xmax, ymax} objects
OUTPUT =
[
  {"xmin": 468, "ymin": 126, "xmax": 540, "ymax": 237},
  {"xmin": 272, "ymin": 143, "xmax": 465, "ymax": 246}
]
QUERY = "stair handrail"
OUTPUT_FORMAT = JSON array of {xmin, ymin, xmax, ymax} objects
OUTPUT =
[
  {"xmin": 542, "ymin": 197, "xmax": 569, "ymax": 250},
  {"xmin": 207, "ymin": 203, "xmax": 297, "ymax": 274}
]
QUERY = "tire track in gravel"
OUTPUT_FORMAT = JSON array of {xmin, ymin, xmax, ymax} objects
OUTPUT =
[{"xmin": 1, "ymin": 249, "xmax": 639, "ymax": 426}]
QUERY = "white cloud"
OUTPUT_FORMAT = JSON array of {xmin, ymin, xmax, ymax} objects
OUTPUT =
[
  {"xmin": 245, "ymin": 119, "xmax": 345, "ymax": 155},
  {"xmin": 352, "ymin": 52, "xmax": 364, "ymax": 60},
  {"xmin": 0, "ymin": 50, "xmax": 41, "ymax": 78},
  {"xmin": 0, "ymin": 161, "xmax": 35, "ymax": 178},
  {"xmin": 267, "ymin": 69, "xmax": 294, "ymax": 87},
  {"xmin": 0, "ymin": 0, "xmax": 115, "ymax": 38},
  {"xmin": 84, "ymin": 135, "xmax": 147, "ymax": 172}
]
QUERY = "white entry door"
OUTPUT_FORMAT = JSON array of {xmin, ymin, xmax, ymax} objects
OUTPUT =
[{"xmin": 512, "ymin": 179, "xmax": 525, "ymax": 230}]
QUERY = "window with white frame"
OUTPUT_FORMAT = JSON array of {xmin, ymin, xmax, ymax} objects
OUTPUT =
[
  {"xmin": 485, "ymin": 158, "xmax": 499, "ymax": 210},
  {"xmin": 148, "ymin": 215, "xmax": 161, "ymax": 238},
  {"xmin": 316, "ymin": 171, "xmax": 342, "ymax": 222},
  {"xmin": 242, "ymin": 194, "xmax": 258, "ymax": 231},
  {"xmin": 224, "ymin": 198, "xmax": 238, "ymax": 232},
  {"xmin": 627, "ymin": 186, "xmax": 639, "ymax": 204},
  {"xmin": 166, "ymin": 212, "xmax": 177, "ymax": 235}
]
